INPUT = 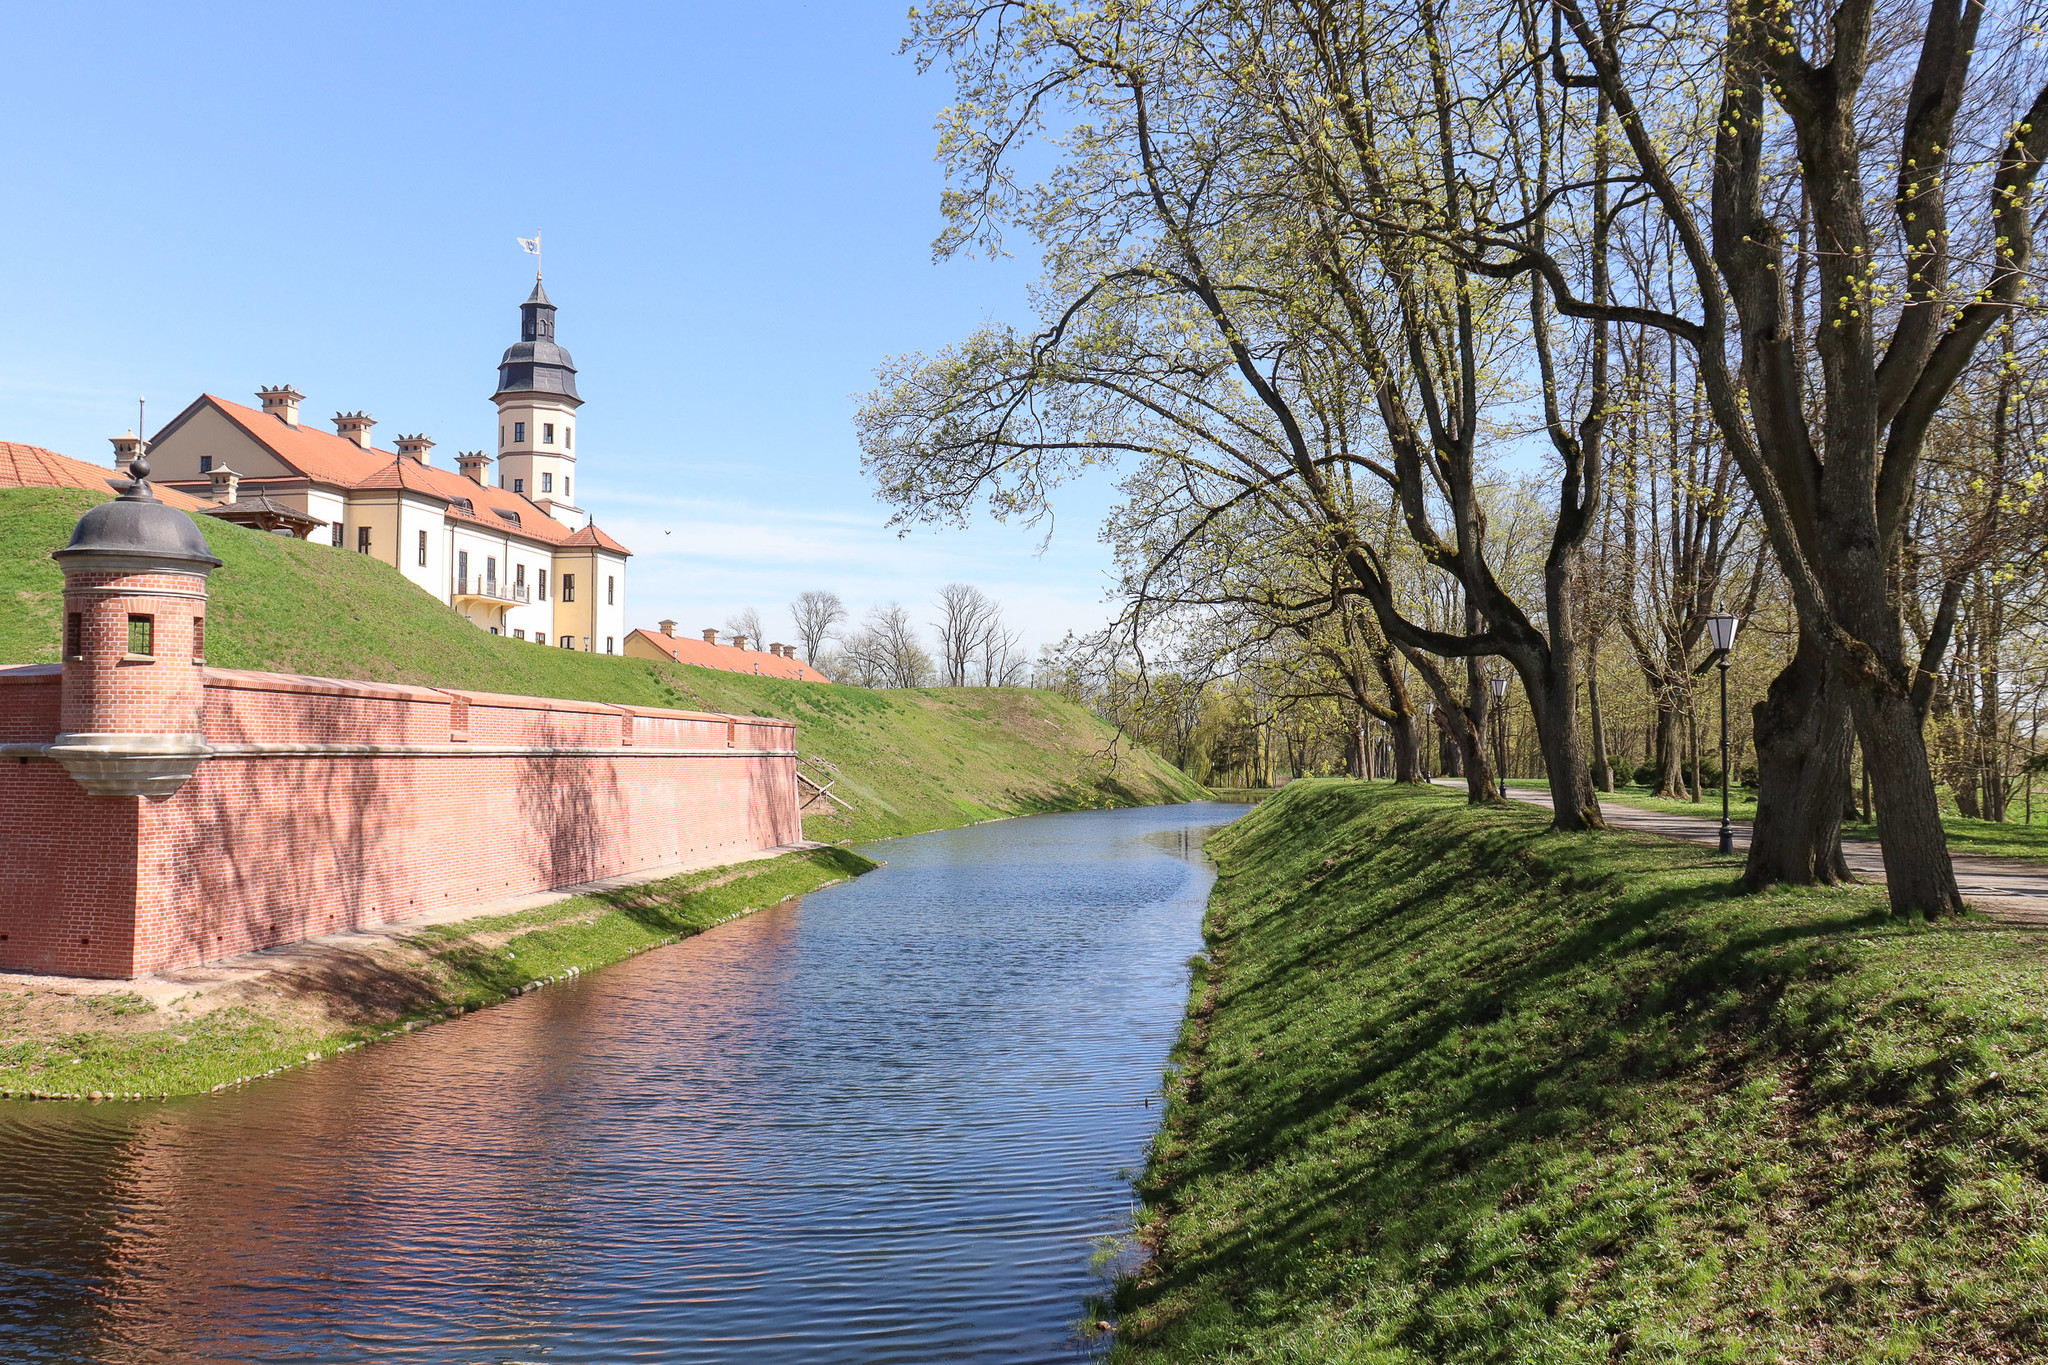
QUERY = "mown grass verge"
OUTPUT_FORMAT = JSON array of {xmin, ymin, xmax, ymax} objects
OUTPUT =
[
  {"xmin": 1118, "ymin": 780, "xmax": 2048, "ymax": 1363},
  {"xmin": 0, "ymin": 845, "xmax": 874, "ymax": 1102}
]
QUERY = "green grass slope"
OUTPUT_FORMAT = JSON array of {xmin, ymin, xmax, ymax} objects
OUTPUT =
[
  {"xmin": 1122, "ymin": 780, "xmax": 2048, "ymax": 1362},
  {"xmin": 0, "ymin": 487, "xmax": 1200, "ymax": 841}
]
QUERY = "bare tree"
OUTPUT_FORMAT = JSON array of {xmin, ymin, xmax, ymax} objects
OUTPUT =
[
  {"xmin": 841, "ymin": 604, "xmax": 936, "ymax": 689},
  {"xmin": 934, "ymin": 583, "xmax": 1006, "ymax": 686},
  {"xmin": 790, "ymin": 590, "xmax": 849, "ymax": 663},
  {"xmin": 724, "ymin": 607, "xmax": 766, "ymax": 651}
]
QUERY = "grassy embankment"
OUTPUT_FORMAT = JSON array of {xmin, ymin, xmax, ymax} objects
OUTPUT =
[
  {"xmin": 1120, "ymin": 780, "xmax": 2048, "ymax": 1362},
  {"xmin": 0, "ymin": 486, "xmax": 1201, "ymax": 844},
  {"xmin": 0, "ymin": 484, "xmax": 1196, "ymax": 1098},
  {"xmin": 1503, "ymin": 777, "xmax": 2048, "ymax": 865}
]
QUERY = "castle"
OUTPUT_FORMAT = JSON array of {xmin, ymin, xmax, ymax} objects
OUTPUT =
[
  {"xmin": 141, "ymin": 280, "xmax": 631, "ymax": 653},
  {"xmin": 0, "ymin": 461, "xmax": 800, "ymax": 981}
]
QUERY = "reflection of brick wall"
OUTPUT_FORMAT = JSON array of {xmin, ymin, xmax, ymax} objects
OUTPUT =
[{"xmin": 0, "ymin": 667, "xmax": 800, "ymax": 979}]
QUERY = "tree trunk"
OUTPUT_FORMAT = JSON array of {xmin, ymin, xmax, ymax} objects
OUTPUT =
[
  {"xmin": 1391, "ymin": 714, "xmax": 1424, "ymax": 784},
  {"xmin": 1745, "ymin": 633, "xmax": 1854, "ymax": 888},
  {"xmin": 1853, "ymin": 686, "xmax": 1966, "ymax": 916},
  {"xmin": 1651, "ymin": 694, "xmax": 1690, "ymax": 800},
  {"xmin": 1526, "ymin": 654, "xmax": 1604, "ymax": 830},
  {"xmin": 1587, "ymin": 659, "xmax": 1614, "ymax": 791}
]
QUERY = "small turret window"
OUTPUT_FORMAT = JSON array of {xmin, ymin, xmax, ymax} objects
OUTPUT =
[
  {"xmin": 65, "ymin": 613, "xmax": 81, "ymax": 660},
  {"xmin": 542, "ymin": 423, "xmax": 555, "ymax": 444},
  {"xmin": 127, "ymin": 615, "xmax": 154, "ymax": 657},
  {"xmin": 193, "ymin": 617, "xmax": 205, "ymax": 663},
  {"xmin": 514, "ymin": 422, "xmax": 526, "ymax": 443},
  {"xmin": 564, "ymin": 476, "xmax": 570, "ymax": 499},
  {"xmin": 565, "ymin": 427, "xmax": 572, "ymax": 450},
  {"xmin": 541, "ymin": 473, "xmax": 552, "ymax": 492},
  {"xmin": 514, "ymin": 478, "xmax": 525, "ymax": 494}
]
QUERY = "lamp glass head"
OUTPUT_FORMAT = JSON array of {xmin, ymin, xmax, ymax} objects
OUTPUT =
[
  {"xmin": 1488, "ymin": 675, "xmax": 1510, "ymax": 701},
  {"xmin": 1706, "ymin": 613, "xmax": 1741, "ymax": 653}
]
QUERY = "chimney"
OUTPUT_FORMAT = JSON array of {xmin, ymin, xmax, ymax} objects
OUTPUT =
[
  {"xmin": 109, "ymin": 431, "xmax": 147, "ymax": 469},
  {"xmin": 731, "ymin": 635, "xmax": 748, "ymax": 652},
  {"xmin": 658, "ymin": 620, "xmax": 677, "ymax": 637},
  {"xmin": 701, "ymin": 629, "xmax": 719, "ymax": 644},
  {"xmin": 395, "ymin": 433, "xmax": 435, "ymax": 464},
  {"xmin": 206, "ymin": 465, "xmax": 242, "ymax": 505},
  {"xmin": 333, "ymin": 411, "xmax": 376, "ymax": 447},
  {"xmin": 257, "ymin": 386, "xmax": 304, "ymax": 426},
  {"xmin": 768, "ymin": 642, "xmax": 785, "ymax": 658},
  {"xmin": 456, "ymin": 451, "xmax": 491, "ymax": 484}
]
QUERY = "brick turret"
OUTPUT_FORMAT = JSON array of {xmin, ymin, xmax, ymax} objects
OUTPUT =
[{"xmin": 47, "ymin": 451, "xmax": 223, "ymax": 797}]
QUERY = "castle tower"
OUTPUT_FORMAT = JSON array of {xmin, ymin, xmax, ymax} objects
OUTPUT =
[
  {"xmin": 47, "ymin": 451, "xmax": 222, "ymax": 797},
  {"xmin": 492, "ymin": 278, "xmax": 587, "ymax": 530}
]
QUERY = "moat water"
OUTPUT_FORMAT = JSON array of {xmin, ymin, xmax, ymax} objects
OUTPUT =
[{"xmin": 0, "ymin": 802, "xmax": 1247, "ymax": 1363}]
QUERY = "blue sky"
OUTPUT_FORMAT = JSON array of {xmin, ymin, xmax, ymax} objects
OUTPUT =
[{"xmin": 0, "ymin": 1, "xmax": 1120, "ymax": 655}]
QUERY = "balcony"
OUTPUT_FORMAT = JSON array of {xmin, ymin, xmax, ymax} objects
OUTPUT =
[{"xmin": 454, "ymin": 577, "xmax": 530, "ymax": 604}]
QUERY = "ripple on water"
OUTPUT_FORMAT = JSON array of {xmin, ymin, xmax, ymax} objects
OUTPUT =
[{"xmin": 0, "ymin": 802, "xmax": 1247, "ymax": 1364}]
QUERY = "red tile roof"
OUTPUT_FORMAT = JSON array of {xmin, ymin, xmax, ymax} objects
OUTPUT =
[
  {"xmin": 627, "ymin": 629, "xmax": 830, "ymax": 682},
  {"xmin": 194, "ymin": 395, "xmax": 627, "ymax": 554},
  {"xmin": 0, "ymin": 440, "xmax": 211, "ymax": 512},
  {"xmin": 562, "ymin": 522, "xmax": 631, "ymax": 554}
]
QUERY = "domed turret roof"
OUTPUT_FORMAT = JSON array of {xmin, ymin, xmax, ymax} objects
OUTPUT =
[
  {"xmin": 54, "ymin": 456, "xmax": 222, "ymax": 570},
  {"xmin": 493, "ymin": 277, "xmax": 581, "ymax": 403}
]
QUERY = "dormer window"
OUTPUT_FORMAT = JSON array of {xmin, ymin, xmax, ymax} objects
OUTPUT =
[
  {"xmin": 495, "ymin": 509, "xmax": 522, "ymax": 527},
  {"xmin": 514, "ymin": 422, "xmax": 526, "ymax": 443}
]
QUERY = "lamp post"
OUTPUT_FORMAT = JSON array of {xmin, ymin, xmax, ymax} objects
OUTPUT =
[
  {"xmin": 1488, "ymin": 674, "xmax": 1510, "ymax": 783},
  {"xmin": 1705, "ymin": 612, "xmax": 1742, "ymax": 855}
]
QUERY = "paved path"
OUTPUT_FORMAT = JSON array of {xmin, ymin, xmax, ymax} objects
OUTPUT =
[{"xmin": 1435, "ymin": 779, "xmax": 2048, "ymax": 924}]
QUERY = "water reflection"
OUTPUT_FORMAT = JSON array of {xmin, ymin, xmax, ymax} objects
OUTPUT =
[{"xmin": 0, "ymin": 802, "xmax": 1246, "ymax": 1363}]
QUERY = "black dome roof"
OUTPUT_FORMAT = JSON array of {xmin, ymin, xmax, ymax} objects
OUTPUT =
[
  {"xmin": 55, "ymin": 461, "xmax": 221, "ymax": 570},
  {"xmin": 493, "ymin": 278, "xmax": 580, "ymax": 403}
]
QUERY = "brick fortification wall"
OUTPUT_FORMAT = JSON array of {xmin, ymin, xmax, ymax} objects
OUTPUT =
[{"xmin": 0, "ymin": 666, "xmax": 801, "ymax": 979}]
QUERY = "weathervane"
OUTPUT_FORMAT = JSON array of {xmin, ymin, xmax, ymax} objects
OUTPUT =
[{"xmin": 517, "ymin": 229, "xmax": 543, "ymax": 280}]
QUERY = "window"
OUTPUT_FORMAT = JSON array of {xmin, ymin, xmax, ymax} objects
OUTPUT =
[
  {"xmin": 417, "ymin": 529, "xmax": 428, "ymax": 566},
  {"xmin": 560, "ymin": 636, "xmax": 575, "ymax": 649},
  {"xmin": 499, "ymin": 425, "xmax": 505, "ymax": 448},
  {"xmin": 606, "ymin": 636, "xmax": 615, "ymax": 654},
  {"xmin": 563, "ymin": 574, "xmax": 575, "ymax": 602},
  {"xmin": 199, "ymin": 456, "xmax": 213, "ymax": 473},
  {"xmin": 331, "ymin": 522, "xmax": 344, "ymax": 547},
  {"xmin": 490, "ymin": 626, "xmax": 499, "ymax": 635},
  {"xmin": 64, "ymin": 612, "xmax": 81, "ymax": 660},
  {"xmin": 457, "ymin": 549, "xmax": 468, "ymax": 588},
  {"xmin": 513, "ymin": 478, "xmax": 524, "ymax": 494},
  {"xmin": 513, "ymin": 629, "xmax": 525, "ymax": 640},
  {"xmin": 499, "ymin": 475, "xmax": 506, "ymax": 489},
  {"xmin": 192, "ymin": 616, "xmax": 205, "ymax": 662},
  {"xmin": 563, "ymin": 476, "xmax": 570, "ymax": 499},
  {"xmin": 514, "ymin": 421, "xmax": 526, "ymax": 443},
  {"xmin": 127, "ymin": 614, "xmax": 154, "ymax": 657},
  {"xmin": 565, "ymin": 427, "xmax": 572, "ymax": 450},
  {"xmin": 538, "ymin": 569, "xmax": 548, "ymax": 600},
  {"xmin": 542, "ymin": 423, "xmax": 554, "ymax": 444},
  {"xmin": 607, "ymin": 575, "xmax": 615, "ymax": 606},
  {"xmin": 486, "ymin": 556, "xmax": 497, "ymax": 586},
  {"xmin": 535, "ymin": 633, "xmax": 546, "ymax": 646},
  {"xmin": 357, "ymin": 526, "xmax": 371, "ymax": 554},
  {"xmin": 540, "ymin": 472, "xmax": 552, "ymax": 493},
  {"xmin": 514, "ymin": 563, "xmax": 526, "ymax": 587}
]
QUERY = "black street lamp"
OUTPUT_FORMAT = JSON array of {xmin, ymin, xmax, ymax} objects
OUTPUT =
[
  {"xmin": 1420, "ymin": 699, "xmax": 1434, "ymax": 780},
  {"xmin": 1706, "ymin": 612, "xmax": 1742, "ymax": 854},
  {"xmin": 1488, "ymin": 674, "xmax": 1510, "ymax": 782}
]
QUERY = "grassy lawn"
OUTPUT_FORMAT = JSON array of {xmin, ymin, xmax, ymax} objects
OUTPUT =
[
  {"xmin": 1119, "ymin": 780, "xmax": 2048, "ymax": 1362},
  {"xmin": 0, "ymin": 486, "xmax": 1202, "ymax": 841},
  {"xmin": 1503, "ymin": 778, "xmax": 2048, "ymax": 866},
  {"xmin": 0, "ymin": 846, "xmax": 874, "ymax": 1100}
]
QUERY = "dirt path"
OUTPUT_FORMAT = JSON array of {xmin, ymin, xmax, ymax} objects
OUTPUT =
[{"xmin": 1438, "ymin": 781, "xmax": 2048, "ymax": 925}]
